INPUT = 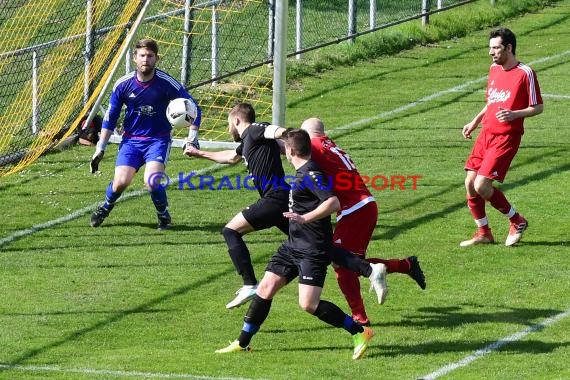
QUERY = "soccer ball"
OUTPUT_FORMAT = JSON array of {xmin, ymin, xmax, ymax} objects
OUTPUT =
[{"xmin": 166, "ymin": 98, "xmax": 197, "ymax": 128}]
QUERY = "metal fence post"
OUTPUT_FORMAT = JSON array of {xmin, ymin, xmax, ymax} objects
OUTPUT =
[
  {"xmin": 268, "ymin": 0, "xmax": 275, "ymax": 61},
  {"xmin": 125, "ymin": 28, "xmax": 131, "ymax": 74},
  {"xmin": 295, "ymin": 0, "xmax": 303, "ymax": 59},
  {"xmin": 211, "ymin": 5, "xmax": 219, "ymax": 83},
  {"xmin": 348, "ymin": 0, "xmax": 357, "ymax": 43},
  {"xmin": 369, "ymin": 0, "xmax": 376, "ymax": 30},
  {"xmin": 422, "ymin": 0, "xmax": 430, "ymax": 26},
  {"xmin": 84, "ymin": 0, "xmax": 94, "ymax": 105},
  {"xmin": 32, "ymin": 51, "xmax": 39, "ymax": 134},
  {"xmin": 181, "ymin": 0, "xmax": 194, "ymax": 86},
  {"xmin": 272, "ymin": 0, "xmax": 287, "ymax": 127}
]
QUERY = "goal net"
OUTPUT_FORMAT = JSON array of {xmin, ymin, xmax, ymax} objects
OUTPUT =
[{"xmin": 0, "ymin": 0, "xmax": 273, "ymax": 177}]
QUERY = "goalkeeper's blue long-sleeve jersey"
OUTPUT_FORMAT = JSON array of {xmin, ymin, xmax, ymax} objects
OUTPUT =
[{"xmin": 102, "ymin": 68, "xmax": 201, "ymax": 138}]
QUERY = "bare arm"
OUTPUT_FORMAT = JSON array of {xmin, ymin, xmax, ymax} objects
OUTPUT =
[
  {"xmin": 184, "ymin": 146, "xmax": 242, "ymax": 164},
  {"xmin": 283, "ymin": 196, "xmax": 340, "ymax": 224},
  {"xmin": 462, "ymin": 105, "xmax": 487, "ymax": 139},
  {"xmin": 496, "ymin": 103, "xmax": 544, "ymax": 123}
]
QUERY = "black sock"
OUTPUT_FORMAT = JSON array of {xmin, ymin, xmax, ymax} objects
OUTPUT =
[
  {"xmin": 238, "ymin": 295, "xmax": 272, "ymax": 347},
  {"xmin": 312, "ymin": 299, "xmax": 363, "ymax": 335},
  {"xmin": 328, "ymin": 246, "xmax": 371, "ymax": 277},
  {"xmin": 222, "ymin": 227, "xmax": 257, "ymax": 285}
]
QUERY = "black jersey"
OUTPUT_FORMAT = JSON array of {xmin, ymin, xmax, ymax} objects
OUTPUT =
[
  {"xmin": 235, "ymin": 122, "xmax": 289, "ymax": 199},
  {"xmin": 287, "ymin": 160, "xmax": 336, "ymax": 254}
]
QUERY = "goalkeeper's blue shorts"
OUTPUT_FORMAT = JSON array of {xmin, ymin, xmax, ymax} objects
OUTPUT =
[{"xmin": 116, "ymin": 137, "xmax": 171, "ymax": 170}]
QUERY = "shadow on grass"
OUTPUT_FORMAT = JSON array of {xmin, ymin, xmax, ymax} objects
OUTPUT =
[
  {"xmin": 0, "ymin": 251, "xmax": 274, "ymax": 369},
  {"xmin": 382, "ymin": 305, "xmax": 562, "ymax": 329},
  {"xmin": 273, "ymin": 304, "xmax": 567, "ymax": 357},
  {"xmin": 276, "ymin": 338, "xmax": 570, "ymax": 357},
  {"xmin": 1, "ymin": 308, "xmax": 179, "ymax": 317}
]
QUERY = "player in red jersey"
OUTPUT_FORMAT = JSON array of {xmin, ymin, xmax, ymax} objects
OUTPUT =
[
  {"xmin": 301, "ymin": 118, "xmax": 426, "ymax": 326},
  {"xmin": 461, "ymin": 28, "xmax": 543, "ymax": 247}
]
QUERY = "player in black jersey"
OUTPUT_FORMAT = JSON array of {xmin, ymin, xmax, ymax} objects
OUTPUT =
[
  {"xmin": 215, "ymin": 128, "xmax": 374, "ymax": 359},
  {"xmin": 184, "ymin": 102, "xmax": 291, "ymax": 308},
  {"xmin": 185, "ymin": 102, "xmax": 386, "ymax": 309}
]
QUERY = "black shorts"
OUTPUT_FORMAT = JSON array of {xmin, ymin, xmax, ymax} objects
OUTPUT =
[
  {"xmin": 265, "ymin": 243, "xmax": 330, "ymax": 287},
  {"xmin": 242, "ymin": 196, "xmax": 289, "ymax": 234}
]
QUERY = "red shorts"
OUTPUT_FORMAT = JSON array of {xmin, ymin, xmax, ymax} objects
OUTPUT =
[
  {"xmin": 333, "ymin": 201, "xmax": 378, "ymax": 256},
  {"xmin": 464, "ymin": 128, "xmax": 521, "ymax": 183}
]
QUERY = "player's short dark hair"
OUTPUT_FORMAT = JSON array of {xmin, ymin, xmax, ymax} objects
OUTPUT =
[
  {"xmin": 229, "ymin": 102, "xmax": 256, "ymax": 123},
  {"xmin": 490, "ymin": 28, "xmax": 516, "ymax": 55},
  {"xmin": 135, "ymin": 38, "xmax": 159, "ymax": 55},
  {"xmin": 282, "ymin": 128, "xmax": 311, "ymax": 157}
]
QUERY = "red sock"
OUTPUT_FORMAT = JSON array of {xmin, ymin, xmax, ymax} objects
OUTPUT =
[
  {"xmin": 467, "ymin": 195, "xmax": 486, "ymax": 220},
  {"xmin": 334, "ymin": 267, "xmax": 367, "ymax": 322},
  {"xmin": 489, "ymin": 188, "xmax": 512, "ymax": 215},
  {"xmin": 368, "ymin": 258, "xmax": 409, "ymax": 274}
]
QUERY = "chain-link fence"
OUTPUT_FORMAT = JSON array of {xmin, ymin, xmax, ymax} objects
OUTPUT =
[{"xmin": 0, "ymin": 0, "xmax": 481, "ymax": 176}]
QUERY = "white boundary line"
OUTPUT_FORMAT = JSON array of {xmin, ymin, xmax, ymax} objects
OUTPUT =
[
  {"xmin": 2, "ymin": 50, "xmax": 569, "ymax": 249},
  {"xmin": 0, "ymin": 363, "xmax": 259, "ymax": 380},
  {"xmin": 417, "ymin": 308, "xmax": 570, "ymax": 380}
]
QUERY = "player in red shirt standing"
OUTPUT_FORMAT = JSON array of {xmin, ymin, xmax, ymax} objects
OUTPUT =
[
  {"xmin": 461, "ymin": 28, "xmax": 543, "ymax": 247},
  {"xmin": 301, "ymin": 118, "xmax": 426, "ymax": 326}
]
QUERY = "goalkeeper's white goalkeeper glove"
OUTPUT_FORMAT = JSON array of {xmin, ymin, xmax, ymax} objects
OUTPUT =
[
  {"xmin": 183, "ymin": 129, "xmax": 200, "ymax": 151},
  {"xmin": 90, "ymin": 141, "xmax": 106, "ymax": 173}
]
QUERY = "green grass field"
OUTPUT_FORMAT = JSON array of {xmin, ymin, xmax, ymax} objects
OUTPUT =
[{"xmin": 1, "ymin": 2, "xmax": 570, "ymax": 379}]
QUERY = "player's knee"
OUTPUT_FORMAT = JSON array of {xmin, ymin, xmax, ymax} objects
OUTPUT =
[
  {"xmin": 222, "ymin": 226, "xmax": 240, "ymax": 239},
  {"xmin": 222, "ymin": 227, "xmax": 243, "ymax": 248},
  {"xmin": 474, "ymin": 179, "xmax": 493, "ymax": 199},
  {"xmin": 299, "ymin": 299, "xmax": 318, "ymax": 314}
]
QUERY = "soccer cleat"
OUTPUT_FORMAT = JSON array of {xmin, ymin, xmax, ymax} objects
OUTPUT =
[
  {"xmin": 215, "ymin": 340, "xmax": 251, "ymax": 353},
  {"xmin": 90, "ymin": 205, "xmax": 110, "ymax": 227},
  {"xmin": 157, "ymin": 211, "xmax": 172, "ymax": 231},
  {"xmin": 352, "ymin": 326, "xmax": 374, "ymax": 360},
  {"xmin": 407, "ymin": 256, "xmax": 426, "ymax": 290},
  {"xmin": 226, "ymin": 285, "xmax": 257, "ymax": 309},
  {"xmin": 505, "ymin": 216, "xmax": 528, "ymax": 247},
  {"xmin": 459, "ymin": 229, "xmax": 494, "ymax": 247},
  {"xmin": 368, "ymin": 263, "xmax": 388, "ymax": 305}
]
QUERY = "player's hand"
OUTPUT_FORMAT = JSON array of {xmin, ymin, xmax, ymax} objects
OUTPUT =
[
  {"xmin": 496, "ymin": 107, "xmax": 513, "ymax": 123},
  {"xmin": 283, "ymin": 211, "xmax": 306, "ymax": 224},
  {"xmin": 462, "ymin": 123, "xmax": 477, "ymax": 139},
  {"xmin": 183, "ymin": 144, "xmax": 200, "ymax": 157},
  {"xmin": 90, "ymin": 149, "xmax": 104, "ymax": 173}
]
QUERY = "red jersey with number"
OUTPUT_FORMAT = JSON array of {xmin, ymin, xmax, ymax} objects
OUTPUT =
[
  {"xmin": 482, "ymin": 62, "xmax": 542, "ymax": 135},
  {"xmin": 310, "ymin": 136, "xmax": 374, "ymax": 219}
]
